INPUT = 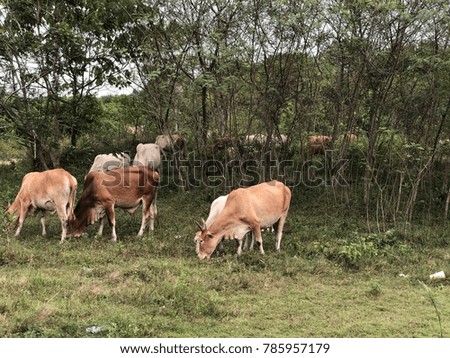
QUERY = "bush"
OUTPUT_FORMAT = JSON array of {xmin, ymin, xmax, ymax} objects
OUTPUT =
[{"xmin": 314, "ymin": 230, "xmax": 409, "ymax": 269}]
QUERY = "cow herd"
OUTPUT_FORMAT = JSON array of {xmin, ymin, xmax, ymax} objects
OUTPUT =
[
  {"xmin": 6, "ymin": 159, "xmax": 291, "ymax": 259},
  {"xmin": 6, "ymin": 132, "xmax": 357, "ymax": 259}
]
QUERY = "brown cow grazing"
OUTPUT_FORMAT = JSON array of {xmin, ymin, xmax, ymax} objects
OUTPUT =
[
  {"xmin": 70, "ymin": 166, "xmax": 159, "ymax": 242},
  {"xmin": 307, "ymin": 135, "xmax": 332, "ymax": 155},
  {"xmin": 195, "ymin": 180, "xmax": 291, "ymax": 260},
  {"xmin": 6, "ymin": 168, "xmax": 77, "ymax": 242}
]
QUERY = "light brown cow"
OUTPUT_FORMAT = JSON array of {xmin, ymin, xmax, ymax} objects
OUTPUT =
[
  {"xmin": 70, "ymin": 166, "xmax": 159, "ymax": 242},
  {"xmin": 195, "ymin": 180, "xmax": 291, "ymax": 259},
  {"xmin": 6, "ymin": 168, "xmax": 78, "ymax": 242},
  {"xmin": 307, "ymin": 135, "xmax": 332, "ymax": 155}
]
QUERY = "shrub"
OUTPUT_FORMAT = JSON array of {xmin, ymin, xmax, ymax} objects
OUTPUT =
[{"xmin": 313, "ymin": 230, "xmax": 409, "ymax": 269}]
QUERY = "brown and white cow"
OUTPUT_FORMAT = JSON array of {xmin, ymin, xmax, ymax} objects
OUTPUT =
[
  {"xmin": 194, "ymin": 194, "xmax": 274, "ymax": 253},
  {"xmin": 6, "ymin": 168, "xmax": 78, "ymax": 242},
  {"xmin": 195, "ymin": 180, "xmax": 291, "ymax": 259},
  {"xmin": 70, "ymin": 166, "xmax": 159, "ymax": 242},
  {"xmin": 88, "ymin": 152, "xmax": 131, "ymax": 173},
  {"xmin": 307, "ymin": 135, "xmax": 332, "ymax": 155}
]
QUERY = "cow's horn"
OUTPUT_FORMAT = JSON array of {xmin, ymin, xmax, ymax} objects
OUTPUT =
[
  {"xmin": 201, "ymin": 218, "xmax": 207, "ymax": 229},
  {"xmin": 195, "ymin": 221, "xmax": 204, "ymax": 231}
]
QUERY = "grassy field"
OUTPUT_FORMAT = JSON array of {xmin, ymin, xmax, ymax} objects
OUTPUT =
[{"xmin": 0, "ymin": 163, "xmax": 449, "ymax": 338}]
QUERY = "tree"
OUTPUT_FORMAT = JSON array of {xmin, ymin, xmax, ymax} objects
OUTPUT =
[{"xmin": 0, "ymin": 0, "xmax": 134, "ymax": 168}]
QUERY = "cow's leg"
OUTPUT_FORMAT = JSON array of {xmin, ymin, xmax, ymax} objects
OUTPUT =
[
  {"xmin": 243, "ymin": 233, "xmax": 250, "ymax": 250},
  {"xmin": 149, "ymin": 202, "xmax": 157, "ymax": 231},
  {"xmin": 243, "ymin": 235, "xmax": 248, "ymax": 250},
  {"xmin": 40, "ymin": 212, "xmax": 47, "ymax": 236},
  {"xmin": 243, "ymin": 232, "xmax": 255, "ymax": 251},
  {"xmin": 12, "ymin": 202, "xmax": 30, "ymax": 237},
  {"xmin": 14, "ymin": 209, "xmax": 27, "ymax": 237},
  {"xmin": 105, "ymin": 205, "xmax": 117, "ymax": 242},
  {"xmin": 275, "ymin": 213, "xmax": 288, "ymax": 251},
  {"xmin": 236, "ymin": 238, "xmax": 244, "ymax": 255},
  {"xmin": 251, "ymin": 223, "xmax": 264, "ymax": 255},
  {"xmin": 97, "ymin": 216, "xmax": 106, "ymax": 236},
  {"xmin": 54, "ymin": 201, "xmax": 69, "ymax": 243},
  {"xmin": 137, "ymin": 200, "xmax": 150, "ymax": 237},
  {"xmin": 137, "ymin": 208, "xmax": 147, "ymax": 237}
]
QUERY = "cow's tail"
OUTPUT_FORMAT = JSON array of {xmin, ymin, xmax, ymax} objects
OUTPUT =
[{"xmin": 68, "ymin": 176, "xmax": 78, "ymax": 222}]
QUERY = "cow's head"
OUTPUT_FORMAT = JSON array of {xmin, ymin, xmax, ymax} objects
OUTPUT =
[
  {"xmin": 67, "ymin": 205, "xmax": 93, "ymax": 237},
  {"xmin": 68, "ymin": 218, "xmax": 85, "ymax": 237},
  {"xmin": 194, "ymin": 220, "xmax": 221, "ymax": 260}
]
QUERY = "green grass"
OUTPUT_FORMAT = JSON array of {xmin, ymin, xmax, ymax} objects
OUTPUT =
[{"xmin": 1, "ymin": 165, "xmax": 449, "ymax": 337}]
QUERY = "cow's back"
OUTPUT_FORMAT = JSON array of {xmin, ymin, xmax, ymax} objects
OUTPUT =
[
  {"xmin": 224, "ymin": 181, "xmax": 291, "ymax": 227},
  {"xmin": 20, "ymin": 169, "xmax": 72, "ymax": 197}
]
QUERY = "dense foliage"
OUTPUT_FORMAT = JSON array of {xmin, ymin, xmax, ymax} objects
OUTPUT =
[{"xmin": 1, "ymin": 0, "xmax": 449, "ymax": 225}]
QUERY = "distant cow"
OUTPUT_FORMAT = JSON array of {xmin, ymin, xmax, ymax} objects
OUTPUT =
[
  {"xmin": 6, "ymin": 168, "xmax": 77, "ymax": 242},
  {"xmin": 155, "ymin": 134, "xmax": 185, "ymax": 155},
  {"xmin": 275, "ymin": 134, "xmax": 288, "ymax": 145},
  {"xmin": 155, "ymin": 134, "xmax": 188, "ymax": 189},
  {"xmin": 126, "ymin": 125, "xmax": 145, "ymax": 136},
  {"xmin": 210, "ymin": 136, "xmax": 236, "ymax": 152},
  {"xmin": 195, "ymin": 180, "xmax": 291, "ymax": 259},
  {"xmin": 70, "ymin": 166, "xmax": 159, "ymax": 242},
  {"xmin": 348, "ymin": 133, "xmax": 358, "ymax": 142},
  {"xmin": 88, "ymin": 152, "xmax": 131, "ymax": 173},
  {"xmin": 244, "ymin": 134, "xmax": 267, "ymax": 146},
  {"xmin": 133, "ymin": 143, "xmax": 161, "ymax": 170},
  {"xmin": 307, "ymin": 135, "xmax": 332, "ymax": 155}
]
